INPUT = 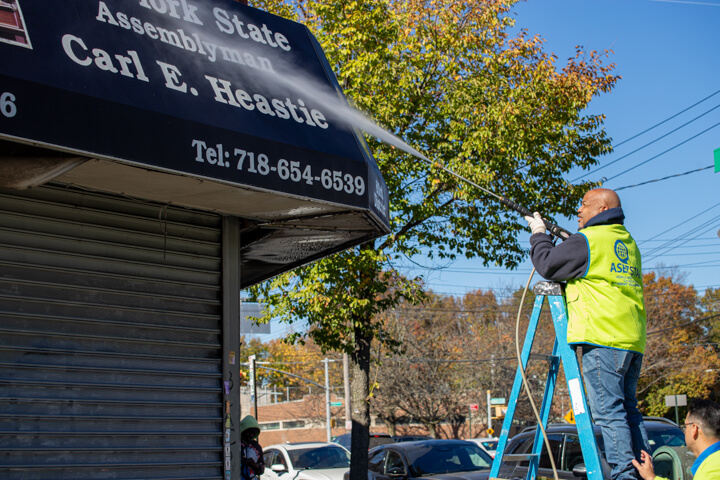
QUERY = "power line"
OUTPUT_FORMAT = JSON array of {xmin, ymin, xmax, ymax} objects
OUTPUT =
[
  {"xmin": 645, "ymin": 251, "xmax": 720, "ymax": 257},
  {"xmin": 647, "ymin": 313, "xmax": 720, "ymax": 336},
  {"xmin": 604, "ymin": 119, "xmax": 720, "ymax": 183},
  {"xmin": 648, "ymin": 259, "xmax": 720, "ymax": 269},
  {"xmin": 573, "ymin": 102, "xmax": 720, "ymax": 181},
  {"xmin": 614, "ymin": 165, "xmax": 713, "ymax": 191},
  {"xmin": 613, "ymin": 88, "xmax": 720, "ymax": 148},
  {"xmin": 639, "ymin": 200, "xmax": 720, "ymax": 247},
  {"xmin": 639, "ymin": 237, "xmax": 719, "ymax": 242},
  {"xmin": 644, "ymin": 213, "xmax": 720, "ymax": 262},
  {"xmin": 637, "ymin": 242, "xmax": 720, "ymax": 248}
]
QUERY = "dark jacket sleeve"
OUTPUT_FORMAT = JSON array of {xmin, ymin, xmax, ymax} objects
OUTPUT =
[{"xmin": 528, "ymin": 232, "xmax": 589, "ymax": 281}]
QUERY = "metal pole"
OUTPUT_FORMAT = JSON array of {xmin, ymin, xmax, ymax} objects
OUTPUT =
[
  {"xmin": 487, "ymin": 390, "xmax": 492, "ymax": 433},
  {"xmin": 222, "ymin": 217, "xmax": 241, "ymax": 479},
  {"xmin": 343, "ymin": 353, "xmax": 351, "ymax": 431},
  {"xmin": 250, "ymin": 355, "xmax": 258, "ymax": 420},
  {"xmin": 468, "ymin": 406, "xmax": 472, "ymax": 438},
  {"xmin": 324, "ymin": 358, "xmax": 331, "ymax": 442}
]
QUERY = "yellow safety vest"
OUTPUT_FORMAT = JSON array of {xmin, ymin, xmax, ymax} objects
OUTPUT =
[{"xmin": 565, "ymin": 224, "xmax": 646, "ymax": 354}]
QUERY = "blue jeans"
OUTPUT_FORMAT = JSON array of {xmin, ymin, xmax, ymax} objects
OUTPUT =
[{"xmin": 581, "ymin": 346, "xmax": 650, "ymax": 480}]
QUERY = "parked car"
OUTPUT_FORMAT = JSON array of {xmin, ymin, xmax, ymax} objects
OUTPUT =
[
  {"xmin": 262, "ymin": 442, "xmax": 350, "ymax": 480},
  {"xmin": 353, "ymin": 439, "xmax": 493, "ymax": 480},
  {"xmin": 394, "ymin": 435, "xmax": 433, "ymax": 443},
  {"xmin": 495, "ymin": 419, "xmax": 685, "ymax": 480},
  {"xmin": 465, "ymin": 437, "xmax": 499, "ymax": 458},
  {"xmin": 333, "ymin": 433, "xmax": 394, "ymax": 450}
]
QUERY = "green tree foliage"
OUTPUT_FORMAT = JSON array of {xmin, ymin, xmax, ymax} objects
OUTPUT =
[{"xmin": 248, "ymin": 0, "xmax": 618, "ymax": 475}]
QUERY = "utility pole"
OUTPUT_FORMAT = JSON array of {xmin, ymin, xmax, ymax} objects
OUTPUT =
[
  {"xmin": 323, "ymin": 358, "xmax": 331, "ymax": 442},
  {"xmin": 468, "ymin": 405, "xmax": 472, "ymax": 438},
  {"xmin": 486, "ymin": 390, "xmax": 492, "ymax": 434},
  {"xmin": 249, "ymin": 355, "xmax": 258, "ymax": 419},
  {"xmin": 343, "ymin": 353, "xmax": 351, "ymax": 431}
]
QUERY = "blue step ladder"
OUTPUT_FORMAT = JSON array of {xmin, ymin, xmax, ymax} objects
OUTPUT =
[{"xmin": 489, "ymin": 281, "xmax": 604, "ymax": 480}]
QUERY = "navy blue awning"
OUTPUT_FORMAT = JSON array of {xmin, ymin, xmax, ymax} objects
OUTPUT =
[{"xmin": 0, "ymin": 0, "xmax": 390, "ymax": 287}]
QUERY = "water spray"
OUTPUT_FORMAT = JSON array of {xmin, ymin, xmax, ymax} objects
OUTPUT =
[
  {"xmin": 343, "ymin": 112, "xmax": 572, "ymax": 240},
  {"xmin": 206, "ymin": 11, "xmax": 571, "ymax": 240}
]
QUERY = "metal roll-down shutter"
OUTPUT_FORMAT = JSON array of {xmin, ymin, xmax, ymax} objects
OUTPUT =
[{"xmin": 0, "ymin": 184, "xmax": 224, "ymax": 479}]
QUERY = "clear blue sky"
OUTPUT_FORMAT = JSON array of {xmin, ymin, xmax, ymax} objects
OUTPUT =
[{"xmin": 396, "ymin": 0, "xmax": 720, "ymax": 300}]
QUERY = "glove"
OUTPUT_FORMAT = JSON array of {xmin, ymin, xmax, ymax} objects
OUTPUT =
[{"xmin": 524, "ymin": 212, "xmax": 547, "ymax": 235}]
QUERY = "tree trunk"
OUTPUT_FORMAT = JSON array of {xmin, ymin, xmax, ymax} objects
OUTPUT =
[{"xmin": 348, "ymin": 319, "xmax": 372, "ymax": 480}]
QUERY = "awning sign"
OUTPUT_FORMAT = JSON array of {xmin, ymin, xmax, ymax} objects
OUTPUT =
[{"xmin": 0, "ymin": 0, "xmax": 389, "ymax": 224}]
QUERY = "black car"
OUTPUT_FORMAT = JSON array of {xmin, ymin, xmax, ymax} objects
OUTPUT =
[
  {"xmin": 361, "ymin": 439, "xmax": 494, "ymax": 480},
  {"xmin": 496, "ymin": 419, "xmax": 686, "ymax": 480},
  {"xmin": 334, "ymin": 433, "xmax": 395, "ymax": 450},
  {"xmin": 394, "ymin": 435, "xmax": 433, "ymax": 443}
]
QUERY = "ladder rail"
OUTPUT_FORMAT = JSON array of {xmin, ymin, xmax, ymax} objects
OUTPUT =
[
  {"xmin": 488, "ymin": 283, "xmax": 606, "ymax": 480},
  {"xmin": 489, "ymin": 294, "xmax": 547, "ymax": 479},
  {"xmin": 547, "ymin": 294, "xmax": 604, "ymax": 479},
  {"xmin": 527, "ymin": 338, "xmax": 560, "ymax": 480}
]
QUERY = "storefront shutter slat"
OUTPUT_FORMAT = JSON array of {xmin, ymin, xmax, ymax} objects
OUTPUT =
[{"xmin": 0, "ymin": 184, "xmax": 225, "ymax": 479}]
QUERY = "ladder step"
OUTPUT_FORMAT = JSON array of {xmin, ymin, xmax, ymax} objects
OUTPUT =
[
  {"xmin": 500, "ymin": 453, "xmax": 539, "ymax": 462},
  {"xmin": 529, "ymin": 353, "xmax": 558, "ymax": 362}
]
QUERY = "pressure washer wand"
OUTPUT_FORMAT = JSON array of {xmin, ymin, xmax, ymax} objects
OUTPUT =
[
  {"xmin": 499, "ymin": 196, "xmax": 572, "ymax": 240},
  {"xmin": 423, "ymin": 158, "xmax": 572, "ymax": 240}
]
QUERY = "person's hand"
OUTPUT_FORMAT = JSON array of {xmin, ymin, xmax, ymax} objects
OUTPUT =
[
  {"xmin": 631, "ymin": 450, "xmax": 656, "ymax": 480},
  {"xmin": 524, "ymin": 212, "xmax": 546, "ymax": 235}
]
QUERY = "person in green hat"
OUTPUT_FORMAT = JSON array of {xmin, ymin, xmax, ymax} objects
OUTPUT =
[{"xmin": 240, "ymin": 415, "xmax": 265, "ymax": 480}]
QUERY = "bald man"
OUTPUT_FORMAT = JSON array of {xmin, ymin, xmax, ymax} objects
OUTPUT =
[{"xmin": 525, "ymin": 188, "xmax": 649, "ymax": 480}]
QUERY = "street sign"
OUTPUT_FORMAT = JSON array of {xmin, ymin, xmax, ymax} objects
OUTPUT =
[
  {"xmin": 665, "ymin": 394, "xmax": 687, "ymax": 407},
  {"xmin": 564, "ymin": 410, "xmax": 575, "ymax": 424},
  {"xmin": 665, "ymin": 394, "xmax": 687, "ymax": 425},
  {"xmin": 714, "ymin": 147, "xmax": 720, "ymax": 173},
  {"xmin": 240, "ymin": 302, "xmax": 270, "ymax": 334},
  {"xmin": 486, "ymin": 428, "xmax": 494, "ymax": 436},
  {"xmin": 490, "ymin": 398, "xmax": 506, "ymax": 405},
  {"xmin": 469, "ymin": 404, "xmax": 479, "ymax": 411},
  {"xmin": 330, "ymin": 402, "xmax": 342, "ymax": 407}
]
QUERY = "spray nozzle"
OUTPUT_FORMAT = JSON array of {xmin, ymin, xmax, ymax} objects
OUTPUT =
[{"xmin": 501, "ymin": 196, "xmax": 571, "ymax": 240}]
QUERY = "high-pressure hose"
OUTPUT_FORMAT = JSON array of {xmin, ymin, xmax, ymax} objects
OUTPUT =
[
  {"xmin": 418, "ymin": 157, "xmax": 573, "ymax": 240},
  {"xmin": 420, "ymin": 158, "xmax": 566, "ymax": 480},
  {"xmin": 515, "ymin": 267, "xmax": 560, "ymax": 480}
]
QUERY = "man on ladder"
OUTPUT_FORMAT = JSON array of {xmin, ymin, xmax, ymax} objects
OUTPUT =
[{"xmin": 524, "ymin": 188, "xmax": 649, "ymax": 480}]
